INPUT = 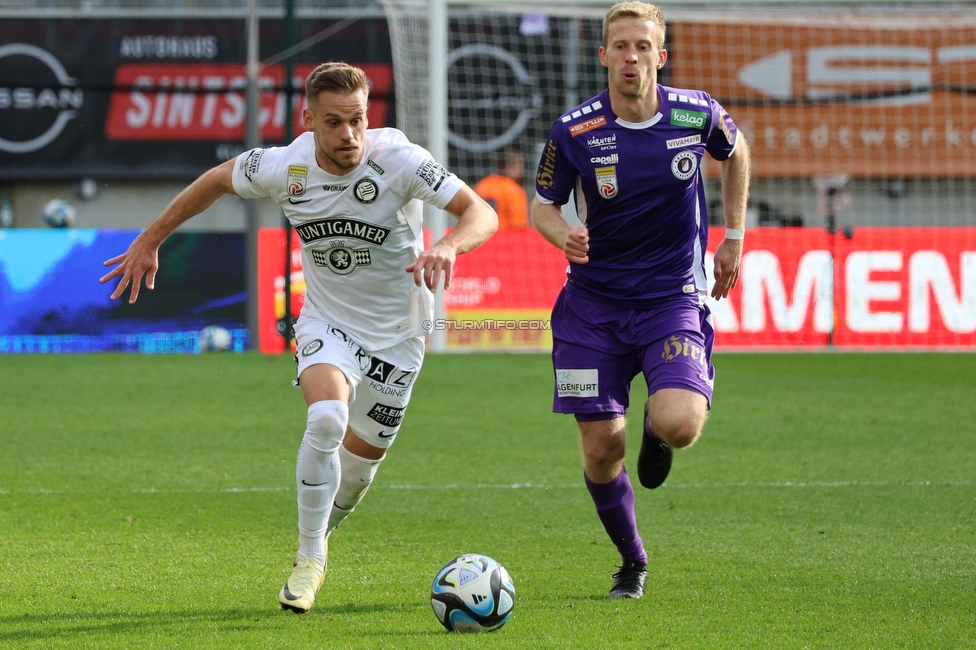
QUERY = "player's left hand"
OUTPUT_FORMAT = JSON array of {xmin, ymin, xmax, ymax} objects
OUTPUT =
[
  {"xmin": 407, "ymin": 242, "xmax": 457, "ymax": 291},
  {"xmin": 711, "ymin": 238, "xmax": 742, "ymax": 300},
  {"xmin": 99, "ymin": 234, "xmax": 160, "ymax": 304}
]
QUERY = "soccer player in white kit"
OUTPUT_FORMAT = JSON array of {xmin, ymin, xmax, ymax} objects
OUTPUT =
[{"xmin": 101, "ymin": 62, "xmax": 498, "ymax": 614}]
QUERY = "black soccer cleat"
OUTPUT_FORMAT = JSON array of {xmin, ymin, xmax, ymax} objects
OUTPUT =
[
  {"xmin": 637, "ymin": 406, "xmax": 673, "ymax": 489},
  {"xmin": 608, "ymin": 559, "xmax": 648, "ymax": 599}
]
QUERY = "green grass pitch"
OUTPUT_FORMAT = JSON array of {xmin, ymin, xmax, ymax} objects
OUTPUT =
[{"xmin": 0, "ymin": 352, "xmax": 973, "ymax": 648}]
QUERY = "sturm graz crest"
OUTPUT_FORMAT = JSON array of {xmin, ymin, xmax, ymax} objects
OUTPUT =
[
  {"xmin": 327, "ymin": 247, "xmax": 355, "ymax": 275},
  {"xmin": 312, "ymin": 247, "xmax": 372, "ymax": 275},
  {"xmin": 354, "ymin": 179, "xmax": 378, "ymax": 203}
]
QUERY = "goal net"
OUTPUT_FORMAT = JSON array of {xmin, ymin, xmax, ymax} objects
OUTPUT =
[{"xmin": 381, "ymin": 0, "xmax": 976, "ymax": 351}]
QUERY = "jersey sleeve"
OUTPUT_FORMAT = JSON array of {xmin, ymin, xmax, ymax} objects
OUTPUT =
[
  {"xmin": 704, "ymin": 98, "xmax": 739, "ymax": 162},
  {"xmin": 534, "ymin": 126, "xmax": 575, "ymax": 205},
  {"xmin": 389, "ymin": 143, "xmax": 465, "ymax": 209},
  {"xmin": 232, "ymin": 146, "xmax": 282, "ymax": 200}
]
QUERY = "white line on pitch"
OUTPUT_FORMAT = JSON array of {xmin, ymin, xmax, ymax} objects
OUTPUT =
[
  {"xmin": 381, "ymin": 480, "xmax": 972, "ymax": 490},
  {"xmin": 0, "ymin": 480, "xmax": 971, "ymax": 496}
]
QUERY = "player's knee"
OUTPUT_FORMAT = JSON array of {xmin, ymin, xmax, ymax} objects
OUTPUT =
[
  {"xmin": 651, "ymin": 412, "xmax": 704, "ymax": 449},
  {"xmin": 581, "ymin": 436, "xmax": 625, "ymax": 467},
  {"xmin": 578, "ymin": 419, "xmax": 627, "ymax": 475},
  {"xmin": 647, "ymin": 393, "xmax": 708, "ymax": 449},
  {"xmin": 304, "ymin": 400, "xmax": 349, "ymax": 455},
  {"xmin": 667, "ymin": 421, "xmax": 702, "ymax": 449}
]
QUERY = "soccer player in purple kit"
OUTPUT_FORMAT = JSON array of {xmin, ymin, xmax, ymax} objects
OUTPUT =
[{"xmin": 532, "ymin": 1, "xmax": 750, "ymax": 598}]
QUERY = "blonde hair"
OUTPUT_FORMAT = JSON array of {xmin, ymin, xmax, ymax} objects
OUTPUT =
[
  {"xmin": 304, "ymin": 62, "xmax": 370, "ymax": 105},
  {"xmin": 603, "ymin": 2, "xmax": 666, "ymax": 49}
]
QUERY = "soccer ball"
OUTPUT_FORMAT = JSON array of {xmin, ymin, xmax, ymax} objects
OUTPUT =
[
  {"xmin": 199, "ymin": 325, "xmax": 232, "ymax": 352},
  {"xmin": 430, "ymin": 554, "xmax": 515, "ymax": 632},
  {"xmin": 42, "ymin": 199, "xmax": 76, "ymax": 228}
]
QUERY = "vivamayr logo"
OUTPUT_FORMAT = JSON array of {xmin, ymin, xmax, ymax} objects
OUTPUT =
[{"xmin": 0, "ymin": 44, "xmax": 82, "ymax": 153}]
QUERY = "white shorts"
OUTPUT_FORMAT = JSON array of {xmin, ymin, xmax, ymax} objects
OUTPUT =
[{"xmin": 293, "ymin": 316, "xmax": 425, "ymax": 449}]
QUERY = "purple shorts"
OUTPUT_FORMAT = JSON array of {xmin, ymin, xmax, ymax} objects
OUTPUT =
[{"xmin": 550, "ymin": 288, "xmax": 715, "ymax": 420}]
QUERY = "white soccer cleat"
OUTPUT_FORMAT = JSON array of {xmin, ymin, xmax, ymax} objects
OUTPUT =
[{"xmin": 278, "ymin": 548, "xmax": 327, "ymax": 614}]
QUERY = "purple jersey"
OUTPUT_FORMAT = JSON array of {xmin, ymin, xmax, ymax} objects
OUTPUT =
[{"xmin": 535, "ymin": 85, "xmax": 739, "ymax": 307}]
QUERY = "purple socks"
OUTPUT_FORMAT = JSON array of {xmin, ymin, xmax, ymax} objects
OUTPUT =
[{"xmin": 584, "ymin": 467, "xmax": 648, "ymax": 564}]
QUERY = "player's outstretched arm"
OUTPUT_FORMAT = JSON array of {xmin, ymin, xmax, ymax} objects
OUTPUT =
[
  {"xmin": 711, "ymin": 136, "xmax": 751, "ymax": 301},
  {"xmin": 100, "ymin": 159, "xmax": 238, "ymax": 304},
  {"xmin": 532, "ymin": 197, "xmax": 588, "ymax": 264},
  {"xmin": 407, "ymin": 185, "xmax": 497, "ymax": 291}
]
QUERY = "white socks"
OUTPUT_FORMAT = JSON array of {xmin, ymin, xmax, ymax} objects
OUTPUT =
[
  {"xmin": 327, "ymin": 445, "xmax": 383, "ymax": 535},
  {"xmin": 296, "ymin": 400, "xmax": 348, "ymax": 564}
]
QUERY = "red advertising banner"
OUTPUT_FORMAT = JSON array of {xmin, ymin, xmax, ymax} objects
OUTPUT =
[
  {"xmin": 256, "ymin": 227, "xmax": 567, "ymax": 353},
  {"xmin": 669, "ymin": 17, "xmax": 976, "ymax": 178},
  {"xmin": 257, "ymin": 226, "xmax": 976, "ymax": 352},
  {"xmin": 439, "ymin": 229, "xmax": 567, "ymax": 349},
  {"xmin": 105, "ymin": 63, "xmax": 392, "ymax": 142},
  {"xmin": 704, "ymin": 228, "xmax": 833, "ymax": 348},
  {"xmin": 257, "ymin": 227, "xmax": 304, "ymax": 354},
  {"xmin": 707, "ymin": 227, "xmax": 976, "ymax": 349},
  {"xmin": 832, "ymin": 227, "xmax": 976, "ymax": 348},
  {"xmin": 442, "ymin": 228, "xmax": 567, "ymax": 310}
]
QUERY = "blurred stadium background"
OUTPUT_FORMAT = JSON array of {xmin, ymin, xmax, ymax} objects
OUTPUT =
[{"xmin": 0, "ymin": 0, "xmax": 974, "ymax": 354}]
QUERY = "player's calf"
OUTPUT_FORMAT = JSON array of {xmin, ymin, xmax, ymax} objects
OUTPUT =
[
  {"xmin": 296, "ymin": 400, "xmax": 348, "ymax": 553},
  {"xmin": 284, "ymin": 400, "xmax": 347, "ymax": 613},
  {"xmin": 327, "ymin": 445, "xmax": 383, "ymax": 534}
]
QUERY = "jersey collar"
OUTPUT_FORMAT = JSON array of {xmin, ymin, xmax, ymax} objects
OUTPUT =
[{"xmin": 615, "ymin": 113, "xmax": 663, "ymax": 129}]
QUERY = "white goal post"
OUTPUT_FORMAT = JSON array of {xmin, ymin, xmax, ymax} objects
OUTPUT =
[
  {"xmin": 382, "ymin": 0, "xmax": 616, "ymax": 350},
  {"xmin": 381, "ymin": 0, "xmax": 976, "ymax": 351}
]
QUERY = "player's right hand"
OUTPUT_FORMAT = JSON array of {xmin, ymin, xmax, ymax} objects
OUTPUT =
[
  {"xmin": 710, "ymin": 238, "xmax": 742, "ymax": 301},
  {"xmin": 99, "ymin": 237, "xmax": 159, "ymax": 304},
  {"xmin": 564, "ymin": 226, "xmax": 589, "ymax": 264}
]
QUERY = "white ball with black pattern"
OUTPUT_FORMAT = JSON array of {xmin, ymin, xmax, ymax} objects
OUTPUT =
[
  {"xmin": 430, "ymin": 554, "xmax": 515, "ymax": 632},
  {"xmin": 199, "ymin": 325, "xmax": 232, "ymax": 352},
  {"xmin": 42, "ymin": 199, "xmax": 76, "ymax": 228}
]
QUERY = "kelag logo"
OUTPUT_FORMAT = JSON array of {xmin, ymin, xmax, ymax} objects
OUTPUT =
[
  {"xmin": 0, "ymin": 44, "xmax": 82, "ymax": 153},
  {"xmin": 670, "ymin": 109, "xmax": 705, "ymax": 129}
]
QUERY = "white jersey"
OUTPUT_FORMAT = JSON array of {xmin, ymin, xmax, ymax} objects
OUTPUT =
[{"xmin": 232, "ymin": 128, "xmax": 465, "ymax": 351}]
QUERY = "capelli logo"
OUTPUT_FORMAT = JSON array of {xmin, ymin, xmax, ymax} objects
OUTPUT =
[{"xmin": 590, "ymin": 154, "xmax": 618, "ymax": 165}]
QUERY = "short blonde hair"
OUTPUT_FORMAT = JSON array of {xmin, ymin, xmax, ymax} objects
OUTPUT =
[
  {"xmin": 603, "ymin": 2, "xmax": 666, "ymax": 49},
  {"xmin": 305, "ymin": 61, "xmax": 370, "ymax": 105}
]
